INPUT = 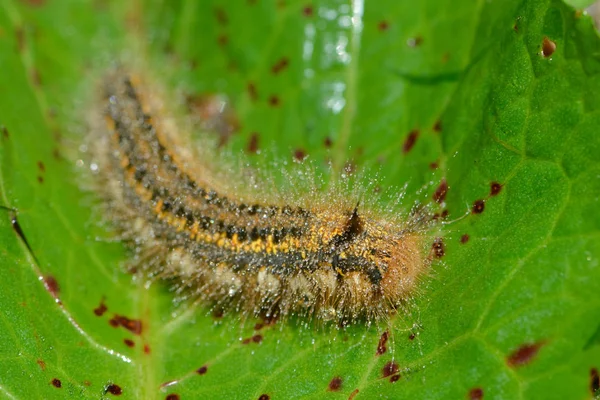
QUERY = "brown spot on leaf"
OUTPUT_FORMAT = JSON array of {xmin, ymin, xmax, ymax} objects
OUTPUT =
[
  {"xmin": 37, "ymin": 359, "xmax": 46, "ymax": 370},
  {"xmin": 271, "ymin": 57, "xmax": 289, "ymax": 74},
  {"xmin": 51, "ymin": 378, "xmax": 61, "ymax": 388},
  {"xmin": 460, "ymin": 234, "xmax": 470, "ymax": 244},
  {"xmin": 376, "ymin": 331, "xmax": 389, "ymax": 355},
  {"xmin": 591, "ymin": 368, "xmax": 599, "ymax": 394},
  {"xmin": 328, "ymin": 376, "xmax": 342, "ymax": 391},
  {"xmin": 431, "ymin": 238, "xmax": 445, "ymax": 258},
  {"xmin": 402, "ymin": 129, "xmax": 419, "ymax": 153},
  {"xmin": 1, "ymin": 126, "xmax": 8, "ymax": 138},
  {"xmin": 165, "ymin": 395, "xmax": 180, "ymax": 400},
  {"xmin": 433, "ymin": 179, "xmax": 448, "ymax": 203},
  {"xmin": 30, "ymin": 68, "xmax": 41, "ymax": 86},
  {"xmin": 382, "ymin": 361, "xmax": 399, "ymax": 377},
  {"xmin": 94, "ymin": 299, "xmax": 107, "ymax": 316},
  {"xmin": 472, "ymin": 199, "xmax": 485, "ymax": 214},
  {"xmin": 408, "ymin": 333, "xmax": 416, "ymax": 340},
  {"xmin": 247, "ymin": 82, "xmax": 258, "ymax": 101},
  {"xmin": 348, "ymin": 389, "xmax": 360, "ymax": 400},
  {"xmin": 143, "ymin": 344, "xmax": 151, "ymax": 354},
  {"xmin": 15, "ymin": 27, "xmax": 24, "ymax": 52},
  {"xmin": 294, "ymin": 148, "xmax": 307, "ymax": 162},
  {"xmin": 106, "ymin": 384, "xmax": 122, "ymax": 395},
  {"xmin": 124, "ymin": 339, "xmax": 134, "ymax": 348},
  {"xmin": 268, "ymin": 95, "xmax": 280, "ymax": 107},
  {"xmin": 217, "ymin": 34, "xmax": 228, "ymax": 46},
  {"xmin": 506, "ymin": 341, "xmax": 545, "ymax": 368},
  {"xmin": 302, "ymin": 5, "xmax": 313, "ymax": 17},
  {"xmin": 247, "ymin": 132, "xmax": 259, "ymax": 154},
  {"xmin": 197, "ymin": 365, "xmax": 208, "ymax": 375},
  {"xmin": 108, "ymin": 315, "xmax": 142, "ymax": 335},
  {"xmin": 378, "ymin": 21, "xmax": 389, "ymax": 31},
  {"xmin": 37, "ymin": 176, "xmax": 44, "ymax": 184},
  {"xmin": 469, "ymin": 387, "xmax": 484, "ymax": 400},
  {"xmin": 258, "ymin": 395, "xmax": 270, "ymax": 400},
  {"xmin": 433, "ymin": 120, "xmax": 442, "ymax": 132},
  {"xmin": 429, "ymin": 161, "xmax": 439, "ymax": 170},
  {"xmin": 43, "ymin": 275, "xmax": 59, "ymax": 298},
  {"xmin": 214, "ymin": 7, "xmax": 228, "ymax": 25},
  {"xmin": 490, "ymin": 182, "xmax": 502, "ymax": 196},
  {"xmin": 37, "ymin": 161, "xmax": 45, "ymax": 172},
  {"xmin": 253, "ymin": 334, "xmax": 263, "ymax": 343},
  {"xmin": 407, "ymin": 36, "xmax": 423, "ymax": 47},
  {"xmin": 324, "ymin": 137, "xmax": 333, "ymax": 148},
  {"xmin": 389, "ymin": 374, "xmax": 401, "ymax": 383},
  {"xmin": 541, "ymin": 37, "xmax": 556, "ymax": 58}
]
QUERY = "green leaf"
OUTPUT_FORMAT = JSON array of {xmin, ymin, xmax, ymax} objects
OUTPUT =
[{"xmin": 1, "ymin": 1, "xmax": 599, "ymax": 399}]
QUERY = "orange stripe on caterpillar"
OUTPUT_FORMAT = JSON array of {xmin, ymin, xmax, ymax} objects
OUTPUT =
[{"xmin": 90, "ymin": 69, "xmax": 434, "ymax": 324}]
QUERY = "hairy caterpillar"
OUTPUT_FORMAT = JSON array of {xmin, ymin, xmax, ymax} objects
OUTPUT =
[{"xmin": 89, "ymin": 69, "xmax": 434, "ymax": 325}]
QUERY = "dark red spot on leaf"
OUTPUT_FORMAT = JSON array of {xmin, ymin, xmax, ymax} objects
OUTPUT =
[
  {"xmin": 106, "ymin": 384, "xmax": 122, "ymax": 395},
  {"xmin": 37, "ymin": 359, "xmax": 46, "ymax": 370},
  {"xmin": 108, "ymin": 315, "xmax": 142, "ymax": 335},
  {"xmin": 124, "ymin": 339, "xmax": 134, "ymax": 348},
  {"xmin": 43, "ymin": 275, "xmax": 59, "ymax": 298},
  {"xmin": 197, "ymin": 365, "xmax": 208, "ymax": 375},
  {"xmin": 348, "ymin": 389, "xmax": 359, "ymax": 400},
  {"xmin": 408, "ymin": 333, "xmax": 416, "ymax": 340},
  {"xmin": 143, "ymin": 344, "xmax": 151, "ymax": 354},
  {"xmin": 271, "ymin": 57, "xmax": 289, "ymax": 74},
  {"xmin": 302, "ymin": 5, "xmax": 313, "ymax": 16},
  {"xmin": 37, "ymin": 161, "xmax": 45, "ymax": 172},
  {"xmin": 431, "ymin": 238, "xmax": 445, "ymax": 258},
  {"xmin": 268, "ymin": 95, "xmax": 280, "ymax": 107},
  {"xmin": 590, "ymin": 368, "xmax": 599, "ymax": 394},
  {"xmin": 247, "ymin": 132, "xmax": 259, "ymax": 154},
  {"xmin": 541, "ymin": 37, "xmax": 556, "ymax": 57},
  {"xmin": 253, "ymin": 334, "xmax": 263, "ymax": 343},
  {"xmin": 217, "ymin": 34, "xmax": 228, "ymax": 46},
  {"xmin": 258, "ymin": 395, "xmax": 270, "ymax": 400},
  {"xmin": 51, "ymin": 378, "xmax": 61, "ymax": 388},
  {"xmin": 433, "ymin": 120, "xmax": 442, "ymax": 132},
  {"xmin": 429, "ymin": 161, "xmax": 439, "ymax": 170},
  {"xmin": 294, "ymin": 148, "xmax": 307, "ymax": 161},
  {"xmin": 214, "ymin": 7, "xmax": 228, "ymax": 25},
  {"xmin": 402, "ymin": 129, "xmax": 419, "ymax": 153},
  {"xmin": 328, "ymin": 376, "xmax": 342, "ymax": 391},
  {"xmin": 472, "ymin": 199, "xmax": 485, "ymax": 214},
  {"xmin": 166, "ymin": 395, "xmax": 180, "ymax": 400},
  {"xmin": 460, "ymin": 234, "xmax": 470, "ymax": 244},
  {"xmin": 407, "ymin": 36, "xmax": 423, "ymax": 47},
  {"xmin": 378, "ymin": 21, "xmax": 389, "ymax": 31},
  {"xmin": 382, "ymin": 361, "xmax": 399, "ymax": 377},
  {"xmin": 490, "ymin": 182, "xmax": 502, "ymax": 196},
  {"xmin": 390, "ymin": 374, "xmax": 401, "ymax": 383},
  {"xmin": 506, "ymin": 341, "xmax": 545, "ymax": 367},
  {"xmin": 469, "ymin": 387, "xmax": 484, "ymax": 400},
  {"xmin": 37, "ymin": 176, "xmax": 44, "ymax": 184},
  {"xmin": 376, "ymin": 331, "xmax": 389, "ymax": 355},
  {"xmin": 324, "ymin": 137, "xmax": 332, "ymax": 148},
  {"xmin": 30, "ymin": 68, "xmax": 41, "ymax": 86},
  {"xmin": 94, "ymin": 299, "xmax": 107, "ymax": 316},
  {"xmin": 247, "ymin": 82, "xmax": 258, "ymax": 101},
  {"xmin": 433, "ymin": 179, "xmax": 448, "ymax": 203}
]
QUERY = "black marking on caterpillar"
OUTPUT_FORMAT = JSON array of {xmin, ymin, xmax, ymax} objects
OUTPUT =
[{"xmin": 87, "ymin": 69, "xmax": 436, "ymax": 325}]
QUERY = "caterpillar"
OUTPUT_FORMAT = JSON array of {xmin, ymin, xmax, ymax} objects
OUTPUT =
[{"xmin": 89, "ymin": 69, "xmax": 435, "ymax": 325}]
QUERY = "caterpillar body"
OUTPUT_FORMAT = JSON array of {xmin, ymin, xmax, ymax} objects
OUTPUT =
[{"xmin": 90, "ymin": 70, "xmax": 433, "ymax": 325}]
